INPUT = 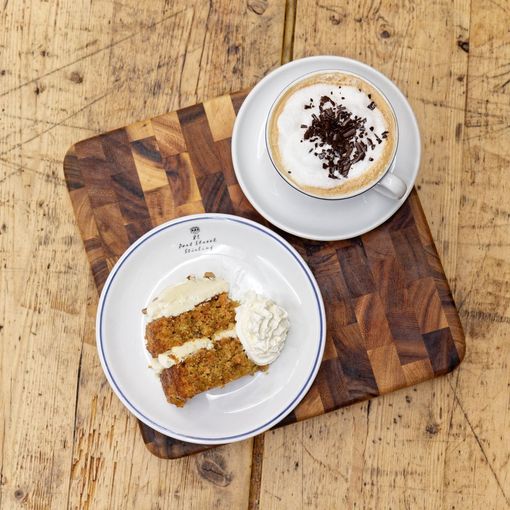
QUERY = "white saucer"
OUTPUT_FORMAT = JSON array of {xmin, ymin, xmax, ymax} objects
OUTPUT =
[
  {"xmin": 96, "ymin": 214, "xmax": 325, "ymax": 444},
  {"xmin": 231, "ymin": 56, "xmax": 421, "ymax": 241}
]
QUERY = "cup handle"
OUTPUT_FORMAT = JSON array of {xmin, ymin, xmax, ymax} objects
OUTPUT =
[{"xmin": 374, "ymin": 172, "xmax": 407, "ymax": 200}]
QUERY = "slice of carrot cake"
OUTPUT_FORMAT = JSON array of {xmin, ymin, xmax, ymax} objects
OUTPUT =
[{"xmin": 144, "ymin": 273, "xmax": 289, "ymax": 407}]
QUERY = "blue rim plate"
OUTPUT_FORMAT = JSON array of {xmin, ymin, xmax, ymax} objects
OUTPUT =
[{"xmin": 96, "ymin": 214, "xmax": 326, "ymax": 444}]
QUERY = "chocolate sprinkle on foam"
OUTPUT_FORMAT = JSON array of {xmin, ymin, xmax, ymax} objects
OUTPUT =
[{"xmin": 300, "ymin": 94, "xmax": 387, "ymax": 179}]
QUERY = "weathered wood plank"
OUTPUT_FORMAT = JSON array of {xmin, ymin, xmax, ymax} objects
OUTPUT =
[
  {"xmin": 260, "ymin": 0, "xmax": 474, "ymax": 508},
  {"xmin": 0, "ymin": 1, "xmax": 115, "ymax": 508},
  {"xmin": 443, "ymin": 0, "xmax": 510, "ymax": 507},
  {"xmin": 0, "ymin": 1, "xmax": 285, "ymax": 509}
]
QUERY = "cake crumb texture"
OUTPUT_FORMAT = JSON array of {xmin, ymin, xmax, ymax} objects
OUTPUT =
[
  {"xmin": 145, "ymin": 293, "xmax": 237, "ymax": 356},
  {"xmin": 160, "ymin": 337, "xmax": 267, "ymax": 407}
]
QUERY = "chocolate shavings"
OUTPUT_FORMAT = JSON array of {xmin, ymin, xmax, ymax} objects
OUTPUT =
[{"xmin": 300, "ymin": 94, "xmax": 387, "ymax": 179}]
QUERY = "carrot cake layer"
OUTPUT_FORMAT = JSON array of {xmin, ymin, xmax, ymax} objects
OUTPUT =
[
  {"xmin": 159, "ymin": 337, "xmax": 264, "ymax": 407},
  {"xmin": 145, "ymin": 292, "xmax": 237, "ymax": 356}
]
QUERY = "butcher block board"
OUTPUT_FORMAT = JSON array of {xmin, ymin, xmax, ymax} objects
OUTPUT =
[{"xmin": 63, "ymin": 90, "xmax": 465, "ymax": 459}]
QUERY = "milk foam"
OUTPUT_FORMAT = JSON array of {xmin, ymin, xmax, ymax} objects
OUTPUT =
[{"xmin": 276, "ymin": 83, "xmax": 389, "ymax": 189}]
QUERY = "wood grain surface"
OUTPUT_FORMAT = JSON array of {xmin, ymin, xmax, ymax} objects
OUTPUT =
[
  {"xmin": 1, "ymin": 0, "xmax": 509, "ymax": 509},
  {"xmin": 63, "ymin": 90, "xmax": 464, "ymax": 459}
]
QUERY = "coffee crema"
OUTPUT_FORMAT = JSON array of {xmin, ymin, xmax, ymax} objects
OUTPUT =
[{"xmin": 267, "ymin": 71, "xmax": 397, "ymax": 198}]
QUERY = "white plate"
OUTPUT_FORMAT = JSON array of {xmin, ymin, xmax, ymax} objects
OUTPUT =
[
  {"xmin": 96, "ymin": 214, "xmax": 326, "ymax": 444},
  {"xmin": 232, "ymin": 55, "xmax": 421, "ymax": 240}
]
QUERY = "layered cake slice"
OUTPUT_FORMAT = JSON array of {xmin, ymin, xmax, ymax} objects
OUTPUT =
[{"xmin": 144, "ymin": 273, "xmax": 289, "ymax": 407}]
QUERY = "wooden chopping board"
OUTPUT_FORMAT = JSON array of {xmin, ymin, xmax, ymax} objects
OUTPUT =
[{"xmin": 63, "ymin": 90, "xmax": 465, "ymax": 459}]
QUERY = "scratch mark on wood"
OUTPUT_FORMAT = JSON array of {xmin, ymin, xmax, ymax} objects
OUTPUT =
[
  {"xmin": 263, "ymin": 490, "xmax": 282, "ymax": 502},
  {"xmin": 2, "ymin": 112, "xmax": 96, "ymax": 131},
  {"xmin": 500, "ymin": 77, "xmax": 510, "ymax": 90},
  {"xmin": 486, "ymin": 0, "xmax": 510, "ymax": 14},
  {"xmin": 0, "ymin": 87, "xmax": 119, "ymax": 157},
  {"xmin": 178, "ymin": 7, "xmax": 195, "ymax": 106},
  {"xmin": 65, "ymin": 347, "xmax": 84, "ymax": 509},
  {"xmin": 448, "ymin": 377, "xmax": 510, "ymax": 505},
  {"xmin": 303, "ymin": 444, "xmax": 348, "ymax": 482},
  {"xmin": 0, "ymin": 7, "xmax": 190, "ymax": 99},
  {"xmin": 0, "ymin": 158, "xmax": 67, "ymax": 186},
  {"xmin": 193, "ymin": 1, "xmax": 212, "ymax": 100}
]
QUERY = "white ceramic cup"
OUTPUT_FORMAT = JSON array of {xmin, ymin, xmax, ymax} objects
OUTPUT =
[{"xmin": 265, "ymin": 69, "xmax": 407, "ymax": 201}]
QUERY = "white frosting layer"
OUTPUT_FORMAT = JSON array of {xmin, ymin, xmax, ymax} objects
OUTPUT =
[
  {"xmin": 212, "ymin": 327, "xmax": 237, "ymax": 341},
  {"xmin": 276, "ymin": 83, "xmax": 389, "ymax": 189},
  {"xmin": 146, "ymin": 276, "xmax": 229, "ymax": 321},
  {"xmin": 150, "ymin": 337, "xmax": 213, "ymax": 374},
  {"xmin": 149, "ymin": 328, "xmax": 238, "ymax": 375},
  {"xmin": 235, "ymin": 291, "xmax": 289, "ymax": 365}
]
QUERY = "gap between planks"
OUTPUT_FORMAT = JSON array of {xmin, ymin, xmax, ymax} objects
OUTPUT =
[
  {"xmin": 247, "ymin": 435, "xmax": 265, "ymax": 510},
  {"xmin": 281, "ymin": 0, "xmax": 297, "ymax": 64}
]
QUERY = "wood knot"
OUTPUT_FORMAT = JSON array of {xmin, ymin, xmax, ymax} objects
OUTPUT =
[
  {"xmin": 457, "ymin": 39, "xmax": 469, "ymax": 53},
  {"xmin": 426, "ymin": 422, "xmax": 440, "ymax": 435},
  {"xmin": 247, "ymin": 0, "xmax": 267, "ymax": 15},
  {"xmin": 195, "ymin": 450, "xmax": 233, "ymax": 487},
  {"xmin": 14, "ymin": 489, "xmax": 25, "ymax": 500},
  {"xmin": 34, "ymin": 83, "xmax": 45, "ymax": 95},
  {"xmin": 228, "ymin": 44, "xmax": 240, "ymax": 56},
  {"xmin": 380, "ymin": 30, "xmax": 391, "ymax": 39},
  {"xmin": 70, "ymin": 71, "xmax": 84, "ymax": 84}
]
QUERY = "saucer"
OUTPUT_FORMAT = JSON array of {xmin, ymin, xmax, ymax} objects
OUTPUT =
[{"xmin": 231, "ymin": 56, "xmax": 421, "ymax": 241}]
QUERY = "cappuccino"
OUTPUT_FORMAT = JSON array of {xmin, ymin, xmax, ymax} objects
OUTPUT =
[{"xmin": 267, "ymin": 71, "xmax": 397, "ymax": 198}]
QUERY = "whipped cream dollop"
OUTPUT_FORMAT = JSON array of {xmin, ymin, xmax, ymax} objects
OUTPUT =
[
  {"xmin": 145, "ymin": 275, "xmax": 229, "ymax": 321},
  {"xmin": 276, "ymin": 83, "xmax": 389, "ymax": 189},
  {"xmin": 235, "ymin": 291, "xmax": 289, "ymax": 365}
]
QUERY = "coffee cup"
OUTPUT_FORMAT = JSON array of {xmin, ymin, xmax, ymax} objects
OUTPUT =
[{"xmin": 265, "ymin": 69, "xmax": 406, "ymax": 200}]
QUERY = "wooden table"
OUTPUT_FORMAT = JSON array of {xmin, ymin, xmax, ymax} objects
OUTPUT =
[{"xmin": 1, "ymin": 1, "xmax": 509, "ymax": 508}]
